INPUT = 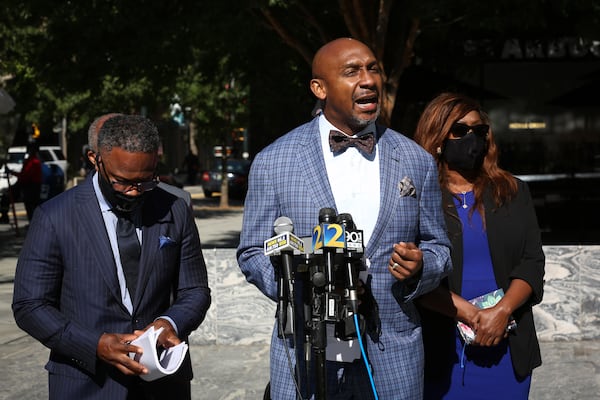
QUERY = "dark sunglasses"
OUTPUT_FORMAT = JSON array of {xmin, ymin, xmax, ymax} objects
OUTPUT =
[{"xmin": 450, "ymin": 123, "xmax": 489, "ymax": 138}]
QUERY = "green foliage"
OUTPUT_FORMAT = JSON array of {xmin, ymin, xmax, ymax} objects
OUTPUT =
[{"xmin": 171, "ymin": 61, "xmax": 249, "ymax": 146}]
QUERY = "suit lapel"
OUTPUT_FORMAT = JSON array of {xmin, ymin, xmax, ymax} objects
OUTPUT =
[
  {"xmin": 298, "ymin": 119, "xmax": 337, "ymax": 212},
  {"xmin": 366, "ymin": 126, "xmax": 403, "ymax": 256},
  {"xmin": 442, "ymin": 189, "xmax": 464, "ymax": 293}
]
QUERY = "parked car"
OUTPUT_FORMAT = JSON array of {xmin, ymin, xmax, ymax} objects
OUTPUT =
[
  {"xmin": 0, "ymin": 145, "xmax": 67, "ymax": 207},
  {"xmin": 156, "ymin": 161, "xmax": 185, "ymax": 188},
  {"xmin": 201, "ymin": 158, "xmax": 251, "ymax": 199},
  {"xmin": 7, "ymin": 145, "xmax": 68, "ymax": 177}
]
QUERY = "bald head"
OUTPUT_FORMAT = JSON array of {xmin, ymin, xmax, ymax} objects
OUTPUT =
[
  {"xmin": 310, "ymin": 38, "xmax": 382, "ymax": 134},
  {"xmin": 88, "ymin": 113, "xmax": 124, "ymax": 152},
  {"xmin": 86, "ymin": 113, "xmax": 124, "ymax": 169},
  {"xmin": 312, "ymin": 38, "xmax": 374, "ymax": 78}
]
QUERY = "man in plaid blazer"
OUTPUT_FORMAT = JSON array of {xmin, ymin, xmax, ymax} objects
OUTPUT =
[{"xmin": 237, "ymin": 38, "xmax": 451, "ymax": 399}]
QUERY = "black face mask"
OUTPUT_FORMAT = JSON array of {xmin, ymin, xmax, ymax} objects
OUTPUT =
[
  {"xmin": 98, "ymin": 171, "xmax": 145, "ymax": 214},
  {"xmin": 442, "ymin": 133, "xmax": 488, "ymax": 171}
]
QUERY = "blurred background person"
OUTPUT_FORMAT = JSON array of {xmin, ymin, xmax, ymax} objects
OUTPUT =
[
  {"xmin": 413, "ymin": 92, "xmax": 545, "ymax": 399},
  {"xmin": 183, "ymin": 150, "xmax": 200, "ymax": 185},
  {"xmin": 40, "ymin": 162, "xmax": 65, "ymax": 202},
  {"xmin": 10, "ymin": 141, "xmax": 42, "ymax": 220},
  {"xmin": 79, "ymin": 144, "xmax": 96, "ymax": 177}
]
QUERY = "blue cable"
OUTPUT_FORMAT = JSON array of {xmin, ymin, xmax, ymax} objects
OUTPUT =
[{"xmin": 354, "ymin": 313, "xmax": 379, "ymax": 400}]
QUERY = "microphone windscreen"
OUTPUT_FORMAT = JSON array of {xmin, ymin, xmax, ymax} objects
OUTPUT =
[
  {"xmin": 273, "ymin": 216, "xmax": 294, "ymax": 234},
  {"xmin": 318, "ymin": 207, "xmax": 337, "ymax": 223},
  {"xmin": 337, "ymin": 213, "xmax": 355, "ymax": 229}
]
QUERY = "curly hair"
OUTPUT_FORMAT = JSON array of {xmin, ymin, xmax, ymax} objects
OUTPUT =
[
  {"xmin": 413, "ymin": 92, "xmax": 517, "ymax": 212},
  {"xmin": 97, "ymin": 114, "xmax": 160, "ymax": 154}
]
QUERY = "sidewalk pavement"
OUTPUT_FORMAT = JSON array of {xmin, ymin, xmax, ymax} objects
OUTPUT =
[
  {"xmin": 0, "ymin": 189, "xmax": 599, "ymax": 399},
  {"xmin": 0, "ymin": 193, "xmax": 270, "ymax": 400}
]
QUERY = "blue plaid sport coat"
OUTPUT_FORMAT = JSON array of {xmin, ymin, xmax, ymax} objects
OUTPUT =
[{"xmin": 237, "ymin": 117, "xmax": 451, "ymax": 399}]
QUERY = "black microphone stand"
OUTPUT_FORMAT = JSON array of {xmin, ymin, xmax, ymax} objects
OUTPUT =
[
  {"xmin": 298, "ymin": 239, "xmax": 314, "ymax": 400},
  {"xmin": 297, "ymin": 210, "xmax": 365, "ymax": 399},
  {"xmin": 308, "ymin": 261, "xmax": 327, "ymax": 400},
  {"xmin": 309, "ymin": 208, "xmax": 341, "ymax": 399},
  {"xmin": 268, "ymin": 217, "xmax": 307, "ymax": 399}
]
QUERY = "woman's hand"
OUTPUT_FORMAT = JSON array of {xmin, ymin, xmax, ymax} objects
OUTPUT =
[{"xmin": 471, "ymin": 306, "xmax": 510, "ymax": 346}]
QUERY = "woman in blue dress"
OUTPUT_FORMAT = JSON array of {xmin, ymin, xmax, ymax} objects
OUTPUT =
[{"xmin": 412, "ymin": 92, "xmax": 545, "ymax": 399}]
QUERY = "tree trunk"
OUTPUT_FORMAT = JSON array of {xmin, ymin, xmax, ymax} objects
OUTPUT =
[
  {"xmin": 260, "ymin": 3, "xmax": 421, "ymax": 129},
  {"xmin": 219, "ymin": 150, "xmax": 229, "ymax": 209}
]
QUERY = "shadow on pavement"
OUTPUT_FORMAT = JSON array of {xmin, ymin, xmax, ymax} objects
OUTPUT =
[
  {"xmin": 190, "ymin": 194, "xmax": 244, "ymax": 249},
  {"xmin": 192, "ymin": 194, "xmax": 245, "ymax": 210},
  {"xmin": 0, "ymin": 223, "xmax": 26, "ymax": 260},
  {"xmin": 0, "ymin": 193, "xmax": 246, "ymax": 260}
]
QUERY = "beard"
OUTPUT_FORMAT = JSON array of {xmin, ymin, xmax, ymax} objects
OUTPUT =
[{"xmin": 351, "ymin": 105, "xmax": 380, "ymax": 131}]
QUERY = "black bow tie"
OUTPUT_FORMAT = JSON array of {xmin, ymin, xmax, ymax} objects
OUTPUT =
[{"xmin": 329, "ymin": 130, "xmax": 375, "ymax": 155}]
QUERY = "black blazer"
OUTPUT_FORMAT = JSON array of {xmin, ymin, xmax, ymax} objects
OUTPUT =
[{"xmin": 421, "ymin": 178, "xmax": 545, "ymax": 379}]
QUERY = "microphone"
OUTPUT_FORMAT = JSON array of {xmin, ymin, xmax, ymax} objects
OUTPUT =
[
  {"xmin": 337, "ymin": 213, "xmax": 363, "ymax": 314},
  {"xmin": 264, "ymin": 216, "xmax": 305, "ymax": 257},
  {"xmin": 312, "ymin": 208, "xmax": 345, "ymax": 322},
  {"xmin": 271, "ymin": 216, "xmax": 303, "ymax": 294},
  {"xmin": 264, "ymin": 216, "xmax": 304, "ymax": 337},
  {"xmin": 335, "ymin": 213, "xmax": 366, "ymax": 340}
]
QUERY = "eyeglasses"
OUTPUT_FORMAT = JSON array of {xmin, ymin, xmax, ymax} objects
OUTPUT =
[
  {"xmin": 450, "ymin": 123, "xmax": 489, "ymax": 138},
  {"xmin": 98, "ymin": 158, "xmax": 159, "ymax": 193}
]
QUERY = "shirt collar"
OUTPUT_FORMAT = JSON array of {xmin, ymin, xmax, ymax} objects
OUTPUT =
[
  {"xmin": 92, "ymin": 172, "xmax": 112, "ymax": 214},
  {"xmin": 319, "ymin": 115, "xmax": 377, "ymax": 160},
  {"xmin": 318, "ymin": 114, "xmax": 376, "ymax": 138}
]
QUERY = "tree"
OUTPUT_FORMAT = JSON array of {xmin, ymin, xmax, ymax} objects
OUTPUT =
[
  {"xmin": 2, "ymin": 0, "xmax": 598, "ymax": 169},
  {"xmin": 253, "ymin": 0, "xmax": 425, "ymax": 126},
  {"xmin": 0, "ymin": 0, "xmax": 219, "ymax": 157},
  {"xmin": 251, "ymin": 0, "xmax": 600, "ymax": 132},
  {"xmin": 171, "ymin": 62, "xmax": 249, "ymax": 208}
]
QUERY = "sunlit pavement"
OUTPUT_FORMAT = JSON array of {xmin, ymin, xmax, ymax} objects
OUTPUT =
[{"xmin": 0, "ymin": 189, "xmax": 598, "ymax": 399}]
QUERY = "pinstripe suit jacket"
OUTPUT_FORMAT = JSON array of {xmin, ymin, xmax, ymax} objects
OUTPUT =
[
  {"xmin": 12, "ymin": 177, "xmax": 211, "ymax": 399},
  {"xmin": 237, "ymin": 117, "xmax": 451, "ymax": 399}
]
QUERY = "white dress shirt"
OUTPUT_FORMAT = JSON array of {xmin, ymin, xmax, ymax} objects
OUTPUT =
[
  {"xmin": 93, "ymin": 172, "xmax": 141, "ymax": 314},
  {"xmin": 319, "ymin": 115, "xmax": 380, "ymax": 246},
  {"xmin": 318, "ymin": 114, "xmax": 381, "ymax": 361}
]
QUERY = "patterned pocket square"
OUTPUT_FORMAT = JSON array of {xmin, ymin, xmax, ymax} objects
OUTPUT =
[
  {"xmin": 159, "ymin": 235, "xmax": 177, "ymax": 249},
  {"xmin": 398, "ymin": 176, "xmax": 417, "ymax": 198}
]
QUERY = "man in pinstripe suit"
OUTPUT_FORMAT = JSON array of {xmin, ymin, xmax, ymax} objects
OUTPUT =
[
  {"xmin": 12, "ymin": 115, "xmax": 211, "ymax": 399},
  {"xmin": 237, "ymin": 38, "xmax": 452, "ymax": 399}
]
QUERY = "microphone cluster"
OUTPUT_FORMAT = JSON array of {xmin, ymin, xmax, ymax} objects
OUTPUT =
[
  {"xmin": 264, "ymin": 216, "xmax": 304, "ymax": 337},
  {"xmin": 263, "ymin": 208, "xmax": 365, "ymax": 340}
]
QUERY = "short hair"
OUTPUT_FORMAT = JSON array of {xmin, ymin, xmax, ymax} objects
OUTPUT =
[
  {"xmin": 97, "ymin": 115, "xmax": 160, "ymax": 154},
  {"xmin": 88, "ymin": 113, "xmax": 123, "ymax": 152}
]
